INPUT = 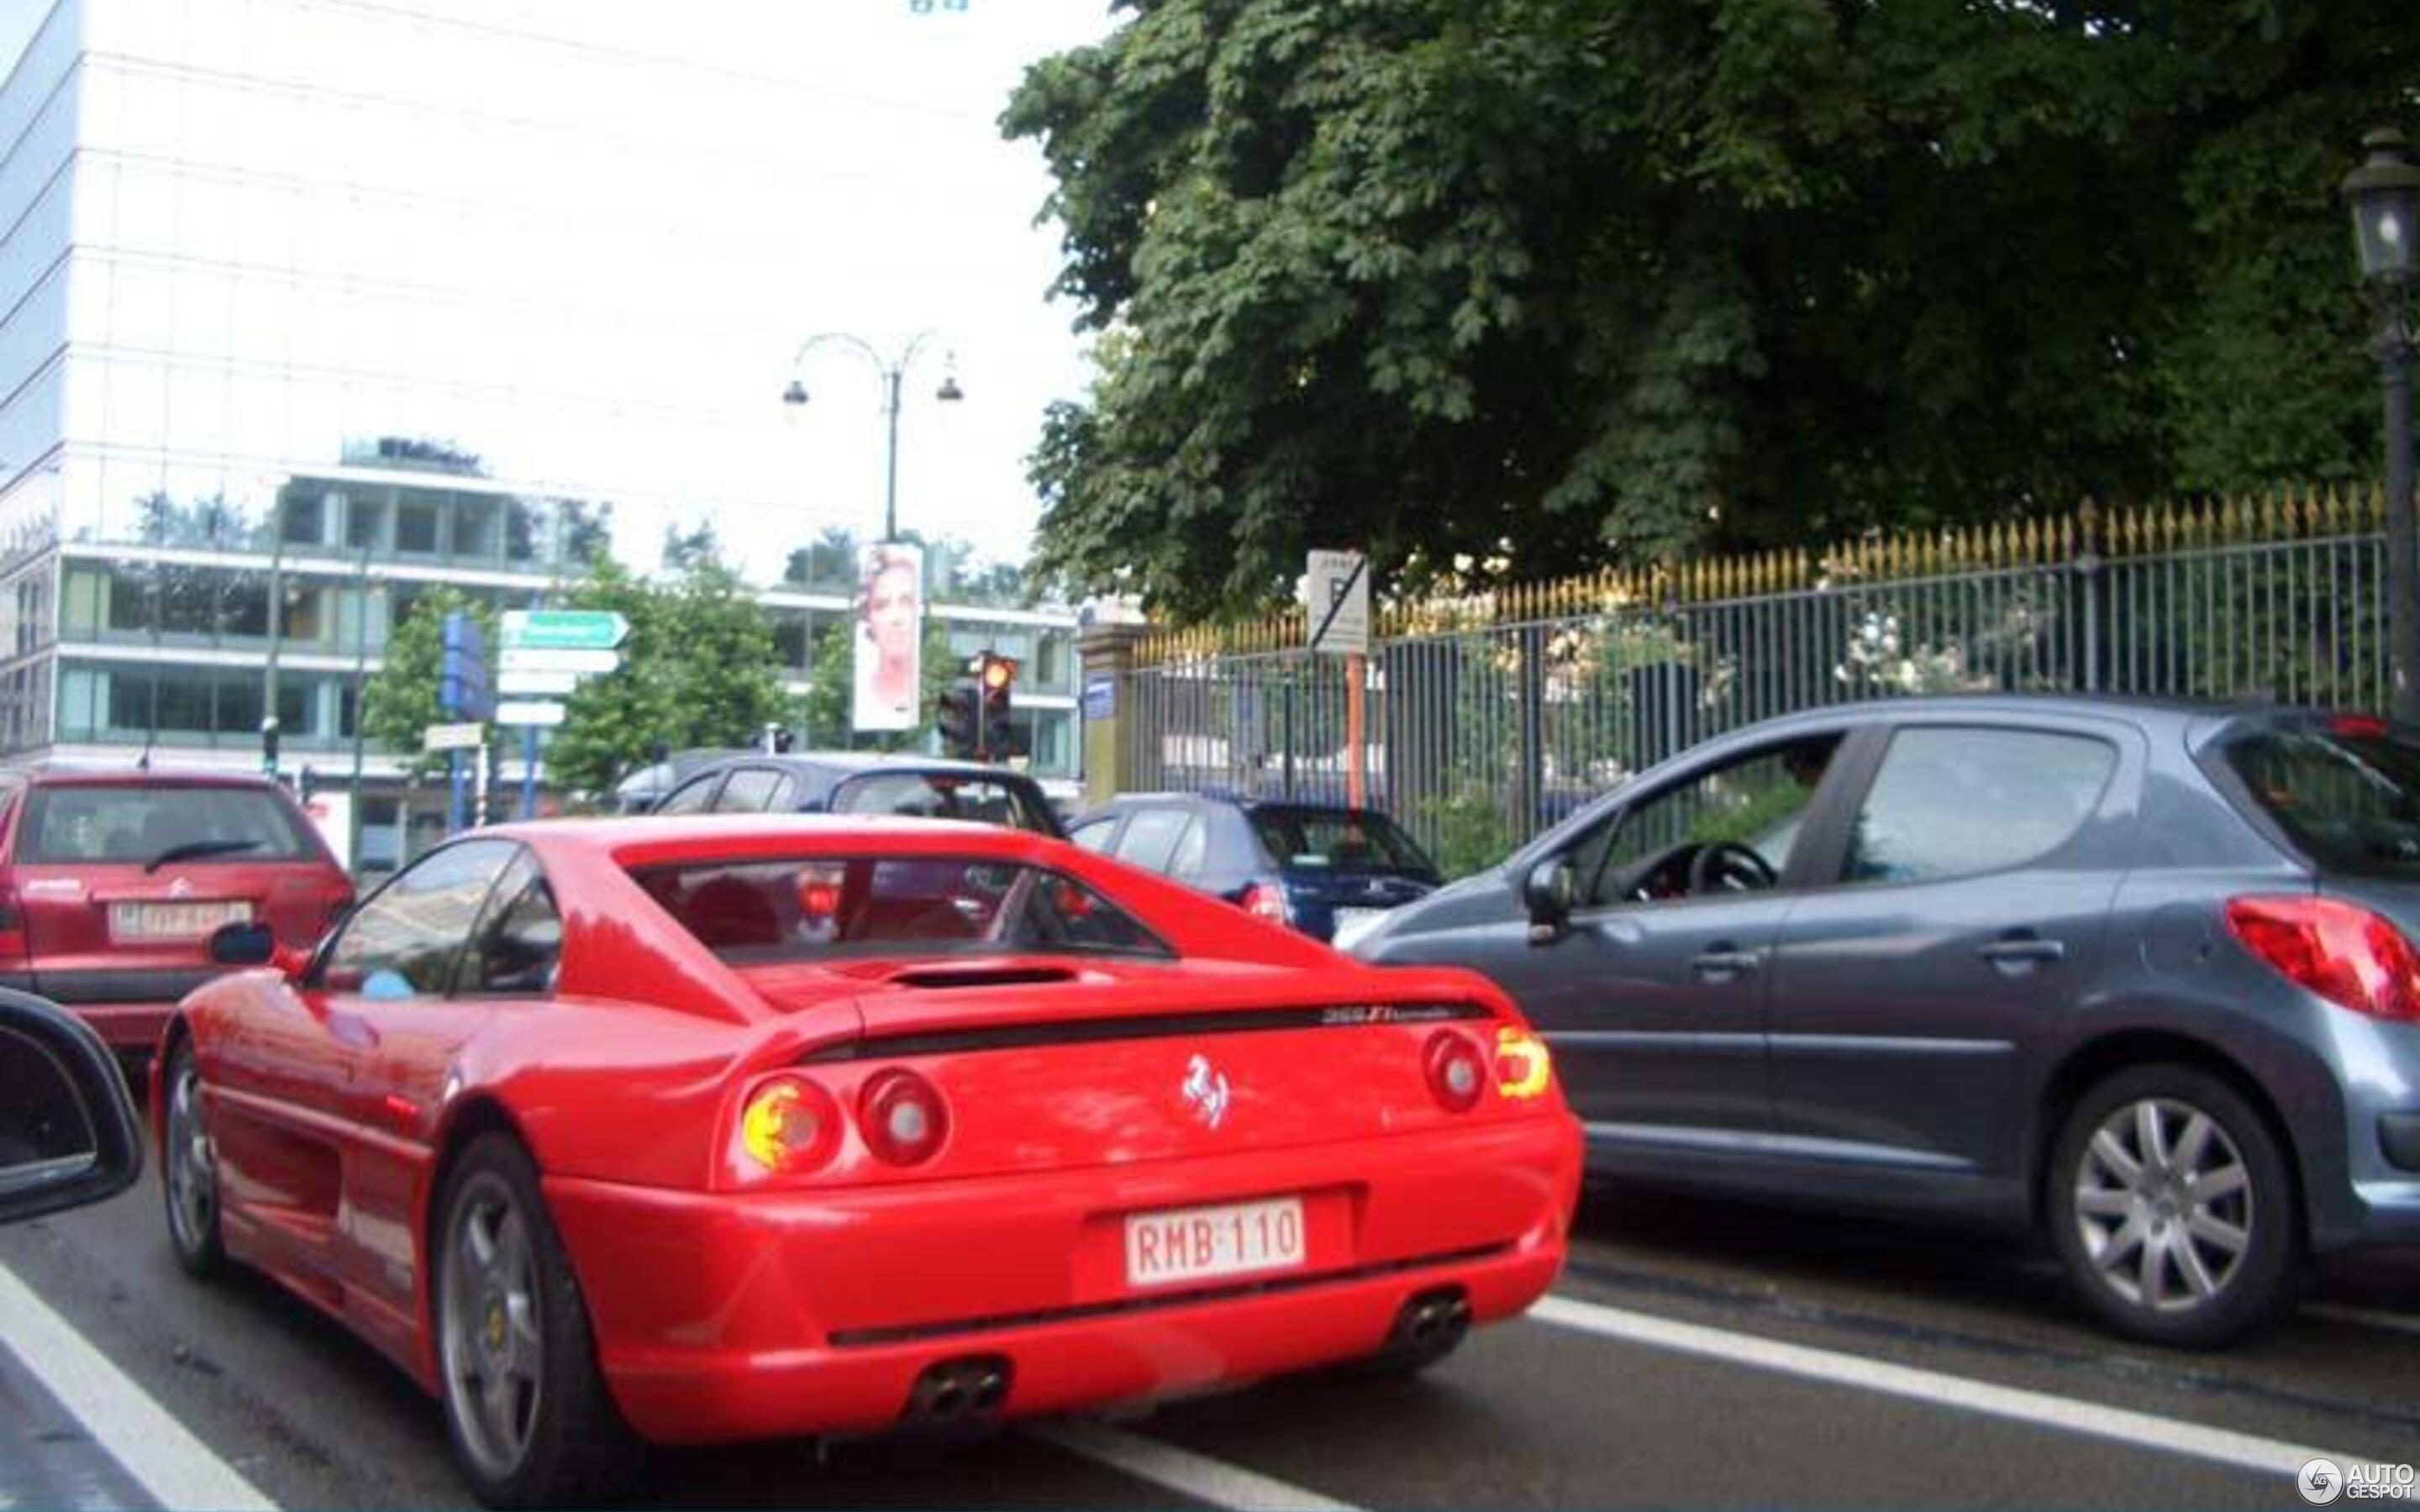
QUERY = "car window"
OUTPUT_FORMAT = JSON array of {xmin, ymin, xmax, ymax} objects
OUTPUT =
[
  {"xmin": 655, "ymin": 774, "xmax": 722, "ymax": 815},
  {"xmin": 1112, "ymin": 808, "xmax": 1193, "ymax": 873},
  {"xmin": 715, "ymin": 768, "xmax": 786, "ymax": 812},
  {"xmin": 1843, "ymin": 727, "xmax": 2116, "ymax": 885},
  {"xmin": 1069, "ymin": 816, "xmax": 1120, "ymax": 853},
  {"xmin": 632, "ymin": 856, "xmax": 1169, "ymax": 960},
  {"xmin": 322, "ymin": 840, "xmax": 517, "ymax": 997},
  {"xmin": 22, "ymin": 785, "xmax": 321, "ymax": 866},
  {"xmin": 1582, "ymin": 737, "xmax": 1839, "ymax": 906},
  {"xmin": 1168, "ymin": 815, "xmax": 1210, "ymax": 879},
  {"xmin": 2223, "ymin": 725, "xmax": 2420, "ymax": 878},
  {"xmin": 831, "ymin": 773, "xmax": 1055, "ymax": 832},
  {"xmin": 458, "ymin": 851, "xmax": 563, "ymax": 995},
  {"xmin": 1248, "ymin": 806, "xmax": 1434, "ymax": 876}
]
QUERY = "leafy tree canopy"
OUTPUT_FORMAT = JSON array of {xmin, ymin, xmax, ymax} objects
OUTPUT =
[{"xmin": 1006, "ymin": 0, "xmax": 2416, "ymax": 618}]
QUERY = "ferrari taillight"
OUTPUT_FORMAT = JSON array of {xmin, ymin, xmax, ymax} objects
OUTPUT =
[
  {"xmin": 738, "ymin": 1074, "xmax": 843, "ymax": 1176},
  {"xmin": 859, "ymin": 1068, "xmax": 950, "ymax": 1165},
  {"xmin": 1423, "ymin": 1029, "xmax": 1487, "ymax": 1113},
  {"xmin": 1495, "ymin": 1026, "xmax": 1552, "ymax": 1100}
]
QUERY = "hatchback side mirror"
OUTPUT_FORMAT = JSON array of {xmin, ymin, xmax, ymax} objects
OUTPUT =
[
  {"xmin": 0, "ymin": 989, "xmax": 143, "ymax": 1226},
  {"xmin": 1523, "ymin": 858, "xmax": 1576, "ymax": 945}
]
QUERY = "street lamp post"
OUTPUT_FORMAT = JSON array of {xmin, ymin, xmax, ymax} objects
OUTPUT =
[
  {"xmin": 781, "ymin": 331, "xmax": 963, "ymax": 543},
  {"xmin": 2344, "ymin": 127, "xmax": 2420, "ymax": 722}
]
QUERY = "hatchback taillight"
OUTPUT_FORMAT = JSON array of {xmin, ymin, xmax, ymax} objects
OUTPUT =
[
  {"xmin": 1424, "ymin": 1030, "xmax": 1487, "ymax": 1113},
  {"xmin": 2225, "ymin": 895, "xmax": 2420, "ymax": 1020},
  {"xmin": 859, "ymin": 1069, "xmax": 950, "ymax": 1165},
  {"xmin": 1239, "ymin": 883, "xmax": 1291, "ymax": 927}
]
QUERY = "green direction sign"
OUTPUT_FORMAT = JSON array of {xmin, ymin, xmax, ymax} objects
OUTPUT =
[{"xmin": 500, "ymin": 610, "xmax": 629, "ymax": 652}]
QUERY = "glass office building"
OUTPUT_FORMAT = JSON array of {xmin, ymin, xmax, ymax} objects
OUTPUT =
[{"xmin": 0, "ymin": 0, "xmax": 1078, "ymax": 822}]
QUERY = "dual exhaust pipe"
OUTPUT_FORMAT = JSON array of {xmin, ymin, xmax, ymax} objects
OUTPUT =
[{"xmin": 901, "ymin": 1355, "xmax": 1011, "ymax": 1427}]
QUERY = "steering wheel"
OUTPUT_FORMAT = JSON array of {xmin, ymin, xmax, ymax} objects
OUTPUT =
[{"xmin": 1688, "ymin": 841, "xmax": 1778, "ymax": 895}]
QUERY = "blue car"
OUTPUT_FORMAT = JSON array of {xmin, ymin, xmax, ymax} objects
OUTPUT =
[
  {"xmin": 1354, "ymin": 695, "xmax": 2420, "ymax": 1347},
  {"xmin": 1070, "ymin": 794, "xmax": 1442, "ymax": 943}
]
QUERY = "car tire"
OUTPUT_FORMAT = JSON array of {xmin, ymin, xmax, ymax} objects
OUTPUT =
[
  {"xmin": 160, "ymin": 1034, "xmax": 225, "ymax": 1278},
  {"xmin": 434, "ymin": 1133, "xmax": 648, "ymax": 1509},
  {"xmin": 2046, "ymin": 1063, "xmax": 2299, "ymax": 1348}
]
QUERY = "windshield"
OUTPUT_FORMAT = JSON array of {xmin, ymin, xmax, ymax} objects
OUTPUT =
[
  {"xmin": 2223, "ymin": 726, "xmax": 2420, "ymax": 877},
  {"xmin": 831, "ymin": 773, "xmax": 1061, "ymax": 836},
  {"xmin": 1248, "ymin": 806, "xmax": 1438, "ymax": 879},
  {"xmin": 631, "ymin": 856, "xmax": 1168, "ymax": 961},
  {"xmin": 22, "ymin": 786, "xmax": 321, "ymax": 866}
]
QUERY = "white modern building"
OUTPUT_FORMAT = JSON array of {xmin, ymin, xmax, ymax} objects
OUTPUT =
[{"xmin": 0, "ymin": 0, "xmax": 1081, "ymax": 864}]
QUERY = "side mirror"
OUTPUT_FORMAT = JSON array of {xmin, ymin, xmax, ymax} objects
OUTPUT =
[
  {"xmin": 1523, "ymin": 858, "xmax": 1576, "ymax": 945},
  {"xmin": 0, "ymin": 989, "xmax": 143, "ymax": 1226},
  {"xmin": 210, "ymin": 920, "xmax": 276, "ymax": 967}
]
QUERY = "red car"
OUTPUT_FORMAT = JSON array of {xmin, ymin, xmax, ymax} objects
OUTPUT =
[
  {"xmin": 153, "ymin": 816, "xmax": 1580, "ymax": 1507},
  {"xmin": 0, "ymin": 767, "xmax": 350, "ymax": 1058}
]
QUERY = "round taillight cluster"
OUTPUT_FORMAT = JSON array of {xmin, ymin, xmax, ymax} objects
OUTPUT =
[
  {"xmin": 1423, "ymin": 1030, "xmax": 1487, "ymax": 1113},
  {"xmin": 739, "ymin": 1075, "xmax": 843, "ymax": 1175},
  {"xmin": 859, "ymin": 1068, "xmax": 951, "ymax": 1165},
  {"xmin": 735, "ymin": 1068, "xmax": 953, "ymax": 1179}
]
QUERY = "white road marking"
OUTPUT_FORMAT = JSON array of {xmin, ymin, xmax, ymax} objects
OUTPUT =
[
  {"xmin": 2306, "ymin": 1302, "xmax": 2420, "ymax": 1338},
  {"xmin": 0, "ymin": 1258, "xmax": 278, "ymax": 1512},
  {"xmin": 1030, "ymin": 1420, "xmax": 1362, "ymax": 1512},
  {"xmin": 1532, "ymin": 1294, "xmax": 2366, "ymax": 1480}
]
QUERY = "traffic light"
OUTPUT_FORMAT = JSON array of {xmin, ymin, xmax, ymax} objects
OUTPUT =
[
  {"xmin": 260, "ymin": 716, "xmax": 281, "ymax": 777},
  {"xmin": 978, "ymin": 653, "xmax": 1017, "ymax": 760},
  {"xmin": 936, "ymin": 679, "xmax": 980, "ymax": 759}
]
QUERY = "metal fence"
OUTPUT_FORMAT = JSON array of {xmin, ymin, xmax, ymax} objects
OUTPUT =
[{"xmin": 1118, "ymin": 486, "xmax": 2392, "ymax": 874}]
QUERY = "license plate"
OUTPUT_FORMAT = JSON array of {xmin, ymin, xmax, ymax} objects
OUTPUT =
[
  {"xmin": 1124, "ymin": 1197, "xmax": 1306, "ymax": 1289},
  {"xmin": 109, "ymin": 900, "xmax": 251, "ymax": 941}
]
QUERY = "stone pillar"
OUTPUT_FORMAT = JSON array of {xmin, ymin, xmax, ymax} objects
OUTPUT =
[{"xmin": 1076, "ymin": 620, "xmax": 1151, "ymax": 808}]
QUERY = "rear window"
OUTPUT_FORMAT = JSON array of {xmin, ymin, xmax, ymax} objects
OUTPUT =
[
  {"xmin": 830, "ymin": 773, "xmax": 1058, "ymax": 835},
  {"xmin": 632, "ymin": 856, "xmax": 1169, "ymax": 961},
  {"xmin": 2223, "ymin": 727, "xmax": 2420, "ymax": 877},
  {"xmin": 1249, "ymin": 807, "xmax": 1435, "ymax": 877},
  {"xmin": 21, "ymin": 785, "xmax": 322, "ymax": 867}
]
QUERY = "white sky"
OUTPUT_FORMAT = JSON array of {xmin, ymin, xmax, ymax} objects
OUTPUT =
[{"xmin": 4, "ymin": 0, "xmax": 1124, "ymax": 580}]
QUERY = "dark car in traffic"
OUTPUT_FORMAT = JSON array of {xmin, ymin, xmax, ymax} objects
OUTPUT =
[
  {"xmin": 0, "ymin": 766, "xmax": 351, "ymax": 1062},
  {"xmin": 1071, "ymin": 793, "xmax": 1442, "ymax": 944},
  {"xmin": 1352, "ymin": 695, "xmax": 2420, "ymax": 1346},
  {"xmin": 650, "ymin": 752, "xmax": 1066, "ymax": 837}
]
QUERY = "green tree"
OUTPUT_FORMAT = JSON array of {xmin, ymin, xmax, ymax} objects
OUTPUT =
[
  {"xmin": 543, "ymin": 556, "xmax": 788, "ymax": 795},
  {"xmin": 360, "ymin": 586, "xmax": 498, "ymax": 778},
  {"xmin": 1006, "ymin": 0, "xmax": 2414, "ymax": 619}
]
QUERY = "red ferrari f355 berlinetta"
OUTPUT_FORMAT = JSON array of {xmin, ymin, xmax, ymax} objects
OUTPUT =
[{"xmin": 152, "ymin": 816, "xmax": 1580, "ymax": 1506}]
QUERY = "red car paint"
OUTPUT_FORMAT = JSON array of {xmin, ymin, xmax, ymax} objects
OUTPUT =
[
  {"xmin": 156, "ymin": 816, "xmax": 1578, "ymax": 1463},
  {"xmin": 0, "ymin": 767, "xmax": 349, "ymax": 1054}
]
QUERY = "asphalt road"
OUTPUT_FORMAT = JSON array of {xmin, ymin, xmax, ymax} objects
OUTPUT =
[{"xmin": 6, "ymin": 1158, "xmax": 2417, "ymax": 1510}]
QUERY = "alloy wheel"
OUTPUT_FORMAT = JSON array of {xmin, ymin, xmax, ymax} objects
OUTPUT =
[
  {"xmin": 439, "ymin": 1172, "xmax": 548, "ymax": 1483},
  {"xmin": 164, "ymin": 1051, "xmax": 218, "ymax": 1256},
  {"xmin": 2070, "ymin": 1095, "xmax": 2254, "ymax": 1313}
]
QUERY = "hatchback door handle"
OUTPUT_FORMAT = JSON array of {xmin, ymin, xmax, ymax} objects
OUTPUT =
[
  {"xmin": 1691, "ymin": 949, "xmax": 1761, "ymax": 979},
  {"xmin": 1979, "ymin": 937, "xmax": 2065, "ymax": 967}
]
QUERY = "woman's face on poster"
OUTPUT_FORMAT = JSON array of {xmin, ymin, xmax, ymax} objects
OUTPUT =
[{"xmin": 866, "ymin": 563, "xmax": 919, "ymax": 654}]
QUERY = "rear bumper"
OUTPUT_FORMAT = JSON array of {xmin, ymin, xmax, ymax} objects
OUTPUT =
[
  {"xmin": 0, "ymin": 969, "xmax": 220, "ymax": 1054},
  {"xmin": 544, "ymin": 1116, "xmax": 1579, "ymax": 1446}
]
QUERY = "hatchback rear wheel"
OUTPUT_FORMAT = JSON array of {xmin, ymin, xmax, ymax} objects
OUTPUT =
[{"xmin": 2047, "ymin": 1064, "xmax": 2297, "ymax": 1347}]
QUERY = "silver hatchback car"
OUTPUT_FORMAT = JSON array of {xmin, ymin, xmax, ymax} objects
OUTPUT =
[{"xmin": 1354, "ymin": 695, "xmax": 2420, "ymax": 1347}]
